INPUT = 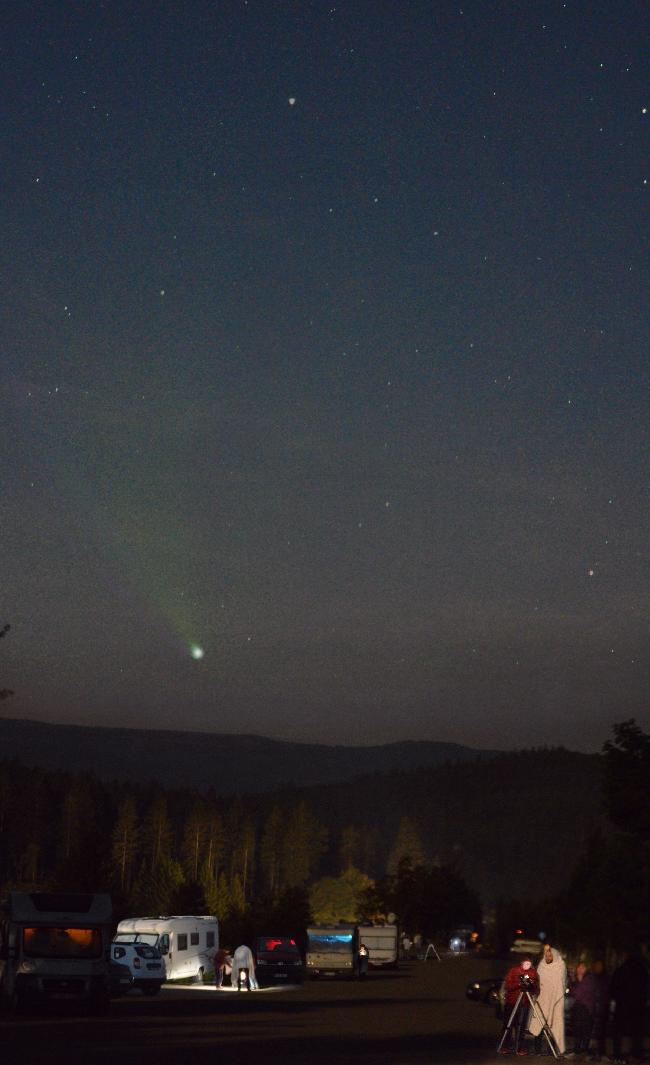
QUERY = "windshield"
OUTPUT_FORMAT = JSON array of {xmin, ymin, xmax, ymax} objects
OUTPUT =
[
  {"xmin": 23, "ymin": 926, "xmax": 103, "ymax": 959},
  {"xmin": 256, "ymin": 937, "xmax": 299, "ymax": 955},
  {"xmin": 114, "ymin": 932, "xmax": 159, "ymax": 946},
  {"xmin": 308, "ymin": 933, "xmax": 353, "ymax": 954}
]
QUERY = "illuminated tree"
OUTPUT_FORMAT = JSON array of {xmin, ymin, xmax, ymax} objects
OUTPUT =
[
  {"xmin": 181, "ymin": 801, "xmax": 208, "ymax": 882},
  {"xmin": 310, "ymin": 867, "xmax": 374, "ymax": 924},
  {"xmin": 260, "ymin": 806, "xmax": 284, "ymax": 895},
  {"xmin": 141, "ymin": 795, "xmax": 173, "ymax": 872}
]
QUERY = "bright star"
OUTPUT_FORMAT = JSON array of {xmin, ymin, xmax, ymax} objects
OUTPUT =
[{"xmin": 190, "ymin": 644, "xmax": 205, "ymax": 660}]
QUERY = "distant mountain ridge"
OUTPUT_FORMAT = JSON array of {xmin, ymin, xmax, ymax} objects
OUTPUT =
[{"xmin": 0, "ymin": 716, "xmax": 499, "ymax": 792}]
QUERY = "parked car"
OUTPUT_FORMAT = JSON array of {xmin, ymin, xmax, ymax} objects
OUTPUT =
[
  {"xmin": 254, "ymin": 937, "xmax": 304, "ymax": 986},
  {"xmin": 111, "ymin": 941, "xmax": 165, "ymax": 995},
  {"xmin": 511, "ymin": 938, "xmax": 542, "ymax": 956},
  {"xmin": 466, "ymin": 975, "xmax": 503, "ymax": 1006}
]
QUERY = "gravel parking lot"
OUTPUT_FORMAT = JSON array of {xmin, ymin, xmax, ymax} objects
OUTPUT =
[{"xmin": 0, "ymin": 956, "xmax": 515, "ymax": 1065}]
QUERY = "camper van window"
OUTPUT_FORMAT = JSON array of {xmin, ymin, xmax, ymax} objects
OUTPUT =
[
  {"xmin": 190, "ymin": 932, "xmax": 199, "ymax": 946},
  {"xmin": 177, "ymin": 934, "xmax": 188, "ymax": 951},
  {"xmin": 206, "ymin": 931, "xmax": 215, "ymax": 948},
  {"xmin": 23, "ymin": 926, "xmax": 102, "ymax": 959}
]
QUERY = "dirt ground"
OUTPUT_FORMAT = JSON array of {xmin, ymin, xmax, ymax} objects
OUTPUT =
[{"xmin": 0, "ymin": 956, "xmax": 516, "ymax": 1065}]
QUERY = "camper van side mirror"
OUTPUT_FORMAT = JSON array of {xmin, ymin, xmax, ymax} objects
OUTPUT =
[{"xmin": 159, "ymin": 936, "xmax": 169, "ymax": 956}]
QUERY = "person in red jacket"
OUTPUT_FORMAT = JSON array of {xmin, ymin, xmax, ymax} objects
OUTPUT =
[{"xmin": 500, "ymin": 957, "xmax": 540, "ymax": 1056}]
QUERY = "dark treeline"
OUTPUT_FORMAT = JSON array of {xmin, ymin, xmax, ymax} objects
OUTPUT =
[
  {"xmin": 0, "ymin": 722, "xmax": 646, "ymax": 953},
  {"xmin": 494, "ymin": 720, "xmax": 650, "ymax": 957}
]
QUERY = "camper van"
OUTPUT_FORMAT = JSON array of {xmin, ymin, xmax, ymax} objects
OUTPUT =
[
  {"xmin": 357, "ymin": 923, "xmax": 399, "ymax": 969},
  {"xmin": 0, "ymin": 892, "xmax": 113, "ymax": 1011},
  {"xmin": 115, "ymin": 916, "xmax": 218, "ymax": 982},
  {"xmin": 305, "ymin": 925, "xmax": 359, "ymax": 978}
]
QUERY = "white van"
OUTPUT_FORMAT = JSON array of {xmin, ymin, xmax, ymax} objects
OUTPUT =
[{"xmin": 115, "ymin": 916, "xmax": 218, "ymax": 982}]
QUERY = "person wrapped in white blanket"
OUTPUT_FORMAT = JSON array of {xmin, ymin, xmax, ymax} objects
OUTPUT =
[
  {"xmin": 529, "ymin": 943, "xmax": 567, "ymax": 1054},
  {"xmin": 232, "ymin": 944, "xmax": 258, "ymax": 990}
]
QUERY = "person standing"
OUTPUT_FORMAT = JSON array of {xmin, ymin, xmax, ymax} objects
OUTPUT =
[
  {"xmin": 232, "ymin": 943, "xmax": 258, "ymax": 991},
  {"xmin": 567, "ymin": 961, "xmax": 596, "ymax": 1056},
  {"xmin": 499, "ymin": 956, "xmax": 540, "ymax": 1056},
  {"xmin": 589, "ymin": 959, "xmax": 610, "ymax": 1061},
  {"xmin": 530, "ymin": 943, "xmax": 567, "ymax": 1055},
  {"xmin": 610, "ymin": 950, "xmax": 648, "ymax": 1063},
  {"xmin": 213, "ymin": 946, "xmax": 231, "ymax": 989}
]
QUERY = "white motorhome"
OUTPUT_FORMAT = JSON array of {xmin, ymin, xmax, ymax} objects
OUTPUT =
[
  {"xmin": 305, "ymin": 925, "xmax": 359, "ymax": 978},
  {"xmin": 0, "ymin": 891, "xmax": 113, "ymax": 1011},
  {"xmin": 115, "ymin": 916, "xmax": 218, "ymax": 982},
  {"xmin": 357, "ymin": 923, "xmax": 399, "ymax": 969}
]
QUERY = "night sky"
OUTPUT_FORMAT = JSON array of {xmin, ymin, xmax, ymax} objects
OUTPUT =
[{"xmin": 2, "ymin": 1, "xmax": 648, "ymax": 751}]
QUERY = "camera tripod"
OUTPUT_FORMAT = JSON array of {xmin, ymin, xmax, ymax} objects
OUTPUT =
[{"xmin": 497, "ymin": 990, "xmax": 560, "ymax": 1059}]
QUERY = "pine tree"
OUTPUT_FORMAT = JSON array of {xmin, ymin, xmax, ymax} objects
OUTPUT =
[
  {"xmin": 260, "ymin": 806, "xmax": 284, "ymax": 896},
  {"xmin": 281, "ymin": 801, "xmax": 328, "ymax": 889},
  {"xmin": 339, "ymin": 825, "xmax": 361, "ymax": 872},
  {"xmin": 386, "ymin": 816, "xmax": 426, "ymax": 875},
  {"xmin": 181, "ymin": 801, "xmax": 208, "ymax": 882},
  {"xmin": 111, "ymin": 795, "xmax": 139, "ymax": 892},
  {"xmin": 141, "ymin": 794, "xmax": 173, "ymax": 872}
]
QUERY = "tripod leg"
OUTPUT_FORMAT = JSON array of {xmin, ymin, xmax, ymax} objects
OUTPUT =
[
  {"xmin": 498, "ymin": 993, "xmax": 524, "ymax": 1054},
  {"xmin": 527, "ymin": 993, "xmax": 560, "ymax": 1060}
]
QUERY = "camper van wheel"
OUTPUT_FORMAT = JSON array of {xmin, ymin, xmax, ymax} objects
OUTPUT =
[{"xmin": 194, "ymin": 966, "xmax": 205, "ymax": 985}]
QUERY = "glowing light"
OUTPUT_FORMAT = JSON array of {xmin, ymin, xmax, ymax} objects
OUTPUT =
[{"xmin": 190, "ymin": 644, "xmax": 205, "ymax": 660}]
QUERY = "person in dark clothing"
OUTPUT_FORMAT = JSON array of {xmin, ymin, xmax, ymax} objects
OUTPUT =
[
  {"xmin": 567, "ymin": 962, "xmax": 597, "ymax": 1056},
  {"xmin": 499, "ymin": 956, "xmax": 540, "ymax": 1056},
  {"xmin": 610, "ymin": 951, "xmax": 648, "ymax": 1063},
  {"xmin": 213, "ymin": 946, "xmax": 231, "ymax": 988},
  {"xmin": 588, "ymin": 959, "xmax": 610, "ymax": 1060}
]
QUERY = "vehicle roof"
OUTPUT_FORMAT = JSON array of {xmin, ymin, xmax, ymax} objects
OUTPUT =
[
  {"xmin": 7, "ymin": 892, "xmax": 112, "ymax": 924},
  {"xmin": 118, "ymin": 915, "xmax": 217, "ymax": 931}
]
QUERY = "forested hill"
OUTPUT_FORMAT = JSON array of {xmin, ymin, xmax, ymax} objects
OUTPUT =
[
  {"xmin": 0, "ymin": 743, "xmax": 604, "ymax": 906},
  {"xmin": 0, "ymin": 717, "xmax": 497, "ymax": 792},
  {"xmin": 280, "ymin": 746, "xmax": 605, "ymax": 904}
]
